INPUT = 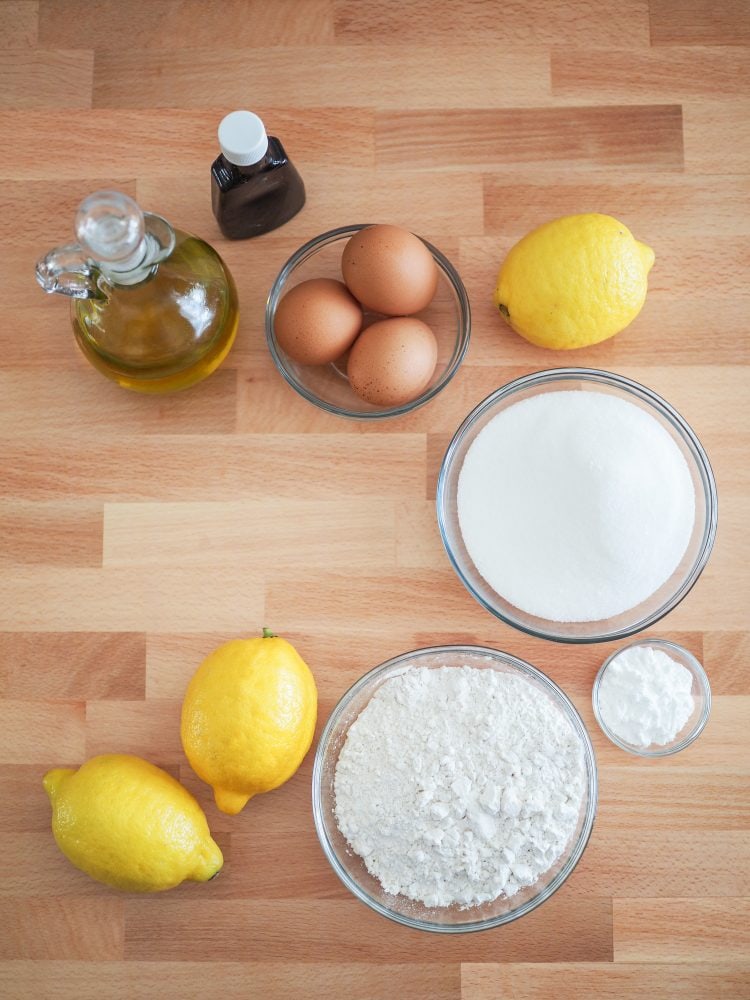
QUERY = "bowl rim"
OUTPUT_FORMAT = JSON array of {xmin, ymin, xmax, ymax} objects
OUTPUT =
[
  {"xmin": 436, "ymin": 367, "xmax": 719, "ymax": 644},
  {"xmin": 265, "ymin": 223, "xmax": 471, "ymax": 420},
  {"xmin": 311, "ymin": 643, "xmax": 599, "ymax": 933},
  {"xmin": 591, "ymin": 637, "xmax": 712, "ymax": 757}
]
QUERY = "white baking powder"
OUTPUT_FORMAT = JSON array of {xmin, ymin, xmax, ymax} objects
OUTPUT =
[
  {"xmin": 598, "ymin": 645, "xmax": 695, "ymax": 747},
  {"xmin": 457, "ymin": 390, "xmax": 696, "ymax": 622},
  {"xmin": 333, "ymin": 665, "xmax": 586, "ymax": 908}
]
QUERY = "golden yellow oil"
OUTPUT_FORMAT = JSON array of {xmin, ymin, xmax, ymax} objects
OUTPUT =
[{"xmin": 72, "ymin": 231, "xmax": 239, "ymax": 393}]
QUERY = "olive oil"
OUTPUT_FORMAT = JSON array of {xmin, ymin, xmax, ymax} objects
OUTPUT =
[
  {"xmin": 37, "ymin": 191, "xmax": 239, "ymax": 393},
  {"xmin": 73, "ymin": 231, "xmax": 238, "ymax": 393}
]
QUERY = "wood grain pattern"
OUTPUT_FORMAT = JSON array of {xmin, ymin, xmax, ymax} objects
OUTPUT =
[
  {"xmin": 375, "ymin": 106, "xmax": 685, "ymax": 170},
  {"xmin": 334, "ymin": 0, "xmax": 651, "ymax": 46},
  {"xmin": 552, "ymin": 46, "xmax": 750, "ymax": 99},
  {"xmin": 38, "ymin": 0, "xmax": 335, "ymax": 49},
  {"xmin": 0, "ymin": 2, "xmax": 39, "ymax": 48},
  {"xmin": 121, "ymin": 895, "xmax": 613, "ymax": 962},
  {"xmin": 1, "ymin": 1, "xmax": 748, "ymax": 997},
  {"xmin": 613, "ymin": 898, "xmax": 750, "ymax": 962},
  {"xmin": 0, "ymin": 501, "xmax": 103, "ymax": 566},
  {"xmin": 0, "ymin": 962, "xmax": 460, "ymax": 1000},
  {"xmin": 683, "ymin": 99, "xmax": 750, "ymax": 173},
  {"xmin": 649, "ymin": 0, "xmax": 750, "ymax": 46},
  {"xmin": 0, "ymin": 898, "xmax": 124, "ymax": 960},
  {"xmin": 462, "ymin": 962, "xmax": 750, "ymax": 999},
  {"xmin": 0, "ymin": 701, "xmax": 85, "ymax": 763},
  {"xmin": 93, "ymin": 46, "xmax": 551, "ymax": 110},
  {"xmin": 0, "ymin": 50, "xmax": 93, "ymax": 108},
  {"xmin": 0, "ymin": 633, "xmax": 146, "ymax": 699}
]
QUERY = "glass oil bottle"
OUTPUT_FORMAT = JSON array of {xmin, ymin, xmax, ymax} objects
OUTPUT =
[{"xmin": 36, "ymin": 190, "xmax": 239, "ymax": 393}]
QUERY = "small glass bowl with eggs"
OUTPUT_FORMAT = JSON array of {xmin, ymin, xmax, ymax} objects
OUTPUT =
[{"xmin": 266, "ymin": 224, "xmax": 471, "ymax": 419}]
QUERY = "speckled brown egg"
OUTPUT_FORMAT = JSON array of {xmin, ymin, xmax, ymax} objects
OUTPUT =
[
  {"xmin": 274, "ymin": 278, "xmax": 363, "ymax": 365},
  {"xmin": 347, "ymin": 317, "xmax": 438, "ymax": 407},
  {"xmin": 341, "ymin": 224, "xmax": 438, "ymax": 316}
]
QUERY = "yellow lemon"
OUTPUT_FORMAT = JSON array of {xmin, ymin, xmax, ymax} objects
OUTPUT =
[
  {"xmin": 43, "ymin": 754, "xmax": 223, "ymax": 892},
  {"xmin": 181, "ymin": 629, "xmax": 318, "ymax": 815},
  {"xmin": 494, "ymin": 213, "xmax": 655, "ymax": 349}
]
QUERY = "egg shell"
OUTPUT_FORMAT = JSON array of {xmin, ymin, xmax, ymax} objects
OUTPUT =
[
  {"xmin": 274, "ymin": 277, "xmax": 363, "ymax": 365},
  {"xmin": 347, "ymin": 317, "xmax": 438, "ymax": 407},
  {"xmin": 341, "ymin": 224, "xmax": 439, "ymax": 316}
]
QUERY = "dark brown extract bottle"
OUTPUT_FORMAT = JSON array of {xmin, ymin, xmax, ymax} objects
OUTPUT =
[{"xmin": 211, "ymin": 110, "xmax": 306, "ymax": 240}]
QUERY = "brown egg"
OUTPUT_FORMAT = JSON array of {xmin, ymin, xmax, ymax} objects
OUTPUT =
[
  {"xmin": 274, "ymin": 278, "xmax": 363, "ymax": 365},
  {"xmin": 347, "ymin": 317, "xmax": 438, "ymax": 407},
  {"xmin": 341, "ymin": 224, "xmax": 438, "ymax": 316}
]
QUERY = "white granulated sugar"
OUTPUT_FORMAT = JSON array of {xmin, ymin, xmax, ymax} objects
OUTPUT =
[
  {"xmin": 333, "ymin": 665, "xmax": 585, "ymax": 908},
  {"xmin": 598, "ymin": 645, "xmax": 695, "ymax": 747},
  {"xmin": 457, "ymin": 390, "xmax": 696, "ymax": 622}
]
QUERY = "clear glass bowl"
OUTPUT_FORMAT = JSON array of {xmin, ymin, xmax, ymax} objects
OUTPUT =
[
  {"xmin": 311, "ymin": 645, "xmax": 598, "ymax": 933},
  {"xmin": 592, "ymin": 638, "xmax": 712, "ymax": 757},
  {"xmin": 265, "ymin": 224, "xmax": 470, "ymax": 419},
  {"xmin": 436, "ymin": 369, "xmax": 718, "ymax": 644}
]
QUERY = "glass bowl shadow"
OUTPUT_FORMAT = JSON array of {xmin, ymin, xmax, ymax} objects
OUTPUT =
[
  {"xmin": 436, "ymin": 368, "xmax": 718, "ymax": 644},
  {"xmin": 265, "ymin": 224, "xmax": 470, "ymax": 419},
  {"xmin": 592, "ymin": 638, "xmax": 711, "ymax": 757},
  {"xmin": 312, "ymin": 644, "xmax": 598, "ymax": 933}
]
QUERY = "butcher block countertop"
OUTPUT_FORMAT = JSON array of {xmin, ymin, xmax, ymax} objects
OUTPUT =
[{"xmin": 1, "ymin": 1, "xmax": 749, "ymax": 997}]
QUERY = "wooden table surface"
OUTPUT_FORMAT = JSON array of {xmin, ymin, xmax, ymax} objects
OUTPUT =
[{"xmin": 1, "ymin": 1, "xmax": 749, "ymax": 997}]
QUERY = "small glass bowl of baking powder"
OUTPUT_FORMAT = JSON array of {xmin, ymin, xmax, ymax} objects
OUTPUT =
[{"xmin": 592, "ymin": 638, "xmax": 711, "ymax": 757}]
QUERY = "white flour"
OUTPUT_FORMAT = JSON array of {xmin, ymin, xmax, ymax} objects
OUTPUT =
[
  {"xmin": 598, "ymin": 644, "xmax": 695, "ymax": 747},
  {"xmin": 457, "ymin": 390, "xmax": 696, "ymax": 622},
  {"xmin": 333, "ymin": 665, "xmax": 586, "ymax": 908}
]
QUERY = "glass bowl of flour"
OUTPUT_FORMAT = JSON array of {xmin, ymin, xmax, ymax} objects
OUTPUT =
[
  {"xmin": 312, "ymin": 645, "xmax": 597, "ymax": 932},
  {"xmin": 437, "ymin": 368, "xmax": 718, "ymax": 644}
]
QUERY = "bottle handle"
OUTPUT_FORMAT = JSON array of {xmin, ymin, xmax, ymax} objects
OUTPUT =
[
  {"xmin": 35, "ymin": 192, "xmax": 177, "ymax": 297},
  {"xmin": 35, "ymin": 243, "xmax": 103, "ymax": 299}
]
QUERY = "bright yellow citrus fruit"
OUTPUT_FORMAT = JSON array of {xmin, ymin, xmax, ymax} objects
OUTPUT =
[
  {"xmin": 43, "ymin": 754, "xmax": 223, "ymax": 892},
  {"xmin": 180, "ymin": 629, "xmax": 318, "ymax": 815},
  {"xmin": 494, "ymin": 213, "xmax": 655, "ymax": 349}
]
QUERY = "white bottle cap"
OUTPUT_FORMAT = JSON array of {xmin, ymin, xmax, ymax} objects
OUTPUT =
[{"xmin": 218, "ymin": 110, "xmax": 269, "ymax": 166}]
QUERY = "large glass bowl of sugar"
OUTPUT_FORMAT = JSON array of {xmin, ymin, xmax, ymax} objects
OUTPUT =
[{"xmin": 437, "ymin": 369, "xmax": 717, "ymax": 644}]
